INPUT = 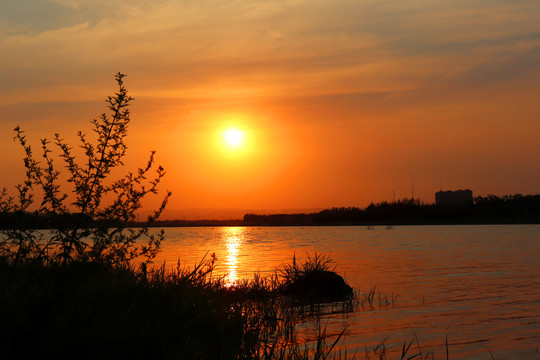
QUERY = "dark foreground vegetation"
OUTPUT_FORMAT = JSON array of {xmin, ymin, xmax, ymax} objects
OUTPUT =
[{"xmin": 0, "ymin": 254, "xmax": 359, "ymax": 360}]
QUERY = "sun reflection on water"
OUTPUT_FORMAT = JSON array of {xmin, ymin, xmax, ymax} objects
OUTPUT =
[{"xmin": 222, "ymin": 227, "xmax": 245, "ymax": 286}]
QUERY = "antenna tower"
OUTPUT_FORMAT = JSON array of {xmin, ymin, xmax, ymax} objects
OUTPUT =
[{"xmin": 411, "ymin": 175, "xmax": 415, "ymax": 201}]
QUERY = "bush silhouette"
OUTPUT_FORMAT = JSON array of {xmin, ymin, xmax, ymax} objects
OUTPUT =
[{"xmin": 0, "ymin": 72, "xmax": 170, "ymax": 266}]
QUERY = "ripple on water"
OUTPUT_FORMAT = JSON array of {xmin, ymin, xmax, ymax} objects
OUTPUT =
[{"xmin": 150, "ymin": 225, "xmax": 540, "ymax": 360}]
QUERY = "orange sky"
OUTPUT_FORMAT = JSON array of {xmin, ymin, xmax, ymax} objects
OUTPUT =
[{"xmin": 1, "ymin": 0, "xmax": 539, "ymax": 219}]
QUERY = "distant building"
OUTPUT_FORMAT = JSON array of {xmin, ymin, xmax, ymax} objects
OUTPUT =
[{"xmin": 435, "ymin": 189, "xmax": 473, "ymax": 205}]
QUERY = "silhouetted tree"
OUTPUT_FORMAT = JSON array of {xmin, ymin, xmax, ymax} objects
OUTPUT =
[{"xmin": 0, "ymin": 73, "xmax": 170, "ymax": 266}]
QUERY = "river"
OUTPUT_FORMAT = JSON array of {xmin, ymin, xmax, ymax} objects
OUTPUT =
[{"xmin": 150, "ymin": 225, "xmax": 540, "ymax": 359}]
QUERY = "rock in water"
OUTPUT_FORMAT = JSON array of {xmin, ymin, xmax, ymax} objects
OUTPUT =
[{"xmin": 282, "ymin": 270, "xmax": 353, "ymax": 301}]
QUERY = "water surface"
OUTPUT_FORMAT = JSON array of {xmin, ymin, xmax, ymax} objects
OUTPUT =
[{"xmin": 152, "ymin": 225, "xmax": 540, "ymax": 359}]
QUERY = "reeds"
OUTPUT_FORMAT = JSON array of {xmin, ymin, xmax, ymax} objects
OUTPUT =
[
  {"xmin": 0, "ymin": 253, "xmax": 357, "ymax": 359},
  {"xmin": 356, "ymin": 286, "xmax": 399, "ymax": 310},
  {"xmin": 362, "ymin": 329, "xmax": 449, "ymax": 360},
  {"xmin": 279, "ymin": 253, "xmax": 335, "ymax": 282},
  {"xmin": 277, "ymin": 253, "xmax": 353, "ymax": 301}
]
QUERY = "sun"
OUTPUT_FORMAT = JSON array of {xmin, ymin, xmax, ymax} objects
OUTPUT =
[{"xmin": 223, "ymin": 128, "xmax": 244, "ymax": 148}]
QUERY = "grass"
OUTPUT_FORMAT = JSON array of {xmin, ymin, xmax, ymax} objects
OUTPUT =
[
  {"xmin": 1, "ymin": 259, "xmax": 246, "ymax": 359},
  {"xmin": 356, "ymin": 286, "xmax": 399, "ymax": 310},
  {"xmin": 277, "ymin": 253, "xmax": 354, "ymax": 301},
  {"xmin": 361, "ymin": 330, "xmax": 450, "ymax": 360},
  {"xmin": 0, "ymin": 253, "xmax": 358, "ymax": 360}
]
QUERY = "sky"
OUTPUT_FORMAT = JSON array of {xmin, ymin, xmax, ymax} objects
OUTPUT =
[{"xmin": 1, "ymin": 0, "xmax": 539, "ymax": 219}]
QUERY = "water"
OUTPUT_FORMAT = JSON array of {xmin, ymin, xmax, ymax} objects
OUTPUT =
[{"xmin": 151, "ymin": 225, "xmax": 540, "ymax": 359}]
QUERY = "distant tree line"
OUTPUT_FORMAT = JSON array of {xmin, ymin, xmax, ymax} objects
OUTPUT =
[
  {"xmin": 243, "ymin": 194, "xmax": 540, "ymax": 226},
  {"xmin": 2, "ymin": 194, "xmax": 539, "ymax": 229},
  {"xmin": 0, "ymin": 211, "xmax": 93, "ymax": 231}
]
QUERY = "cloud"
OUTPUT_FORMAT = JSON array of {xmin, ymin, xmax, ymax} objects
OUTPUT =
[
  {"xmin": 0, "ymin": 0, "xmax": 539, "ymax": 107},
  {"xmin": 0, "ymin": 0, "xmax": 107, "ymax": 34}
]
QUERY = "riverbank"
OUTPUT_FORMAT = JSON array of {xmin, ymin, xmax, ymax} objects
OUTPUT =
[{"xmin": 0, "ymin": 255, "xmax": 355, "ymax": 360}]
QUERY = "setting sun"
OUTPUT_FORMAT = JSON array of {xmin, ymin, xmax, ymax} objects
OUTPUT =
[{"xmin": 223, "ymin": 128, "xmax": 244, "ymax": 148}]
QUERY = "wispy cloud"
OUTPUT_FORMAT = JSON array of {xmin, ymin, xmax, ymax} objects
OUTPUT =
[{"xmin": 2, "ymin": 0, "xmax": 538, "ymax": 105}]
